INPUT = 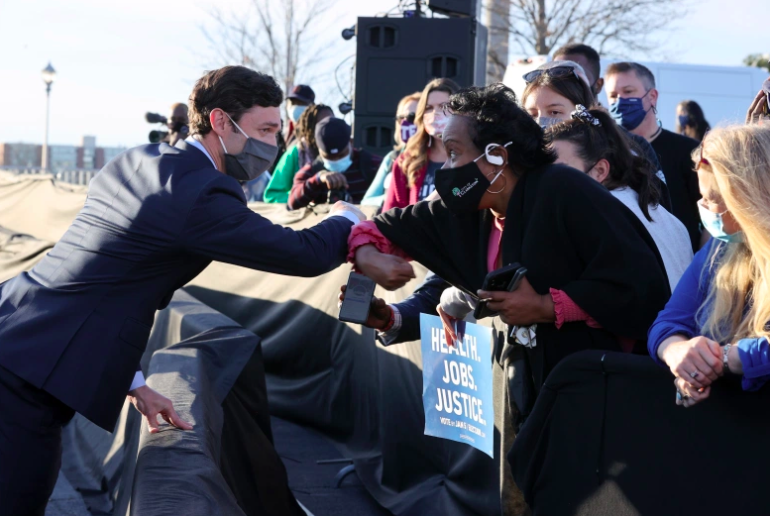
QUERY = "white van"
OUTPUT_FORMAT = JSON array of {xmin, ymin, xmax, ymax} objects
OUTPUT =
[{"xmin": 503, "ymin": 56, "xmax": 768, "ymax": 129}]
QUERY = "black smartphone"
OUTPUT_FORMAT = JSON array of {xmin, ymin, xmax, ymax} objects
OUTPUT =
[
  {"xmin": 339, "ymin": 272, "xmax": 377, "ymax": 324},
  {"xmin": 763, "ymin": 76, "xmax": 770, "ymax": 114},
  {"xmin": 473, "ymin": 263, "xmax": 528, "ymax": 320}
]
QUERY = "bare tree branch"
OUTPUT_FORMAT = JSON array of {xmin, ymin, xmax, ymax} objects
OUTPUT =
[
  {"xmin": 200, "ymin": 0, "xmax": 337, "ymax": 96},
  {"xmin": 487, "ymin": 0, "xmax": 688, "ymax": 58}
]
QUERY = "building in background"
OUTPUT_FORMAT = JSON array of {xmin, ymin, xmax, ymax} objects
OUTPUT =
[
  {"xmin": 49, "ymin": 145, "xmax": 78, "ymax": 171},
  {"xmin": 0, "ymin": 136, "xmax": 126, "ymax": 173},
  {"xmin": 0, "ymin": 143, "xmax": 41, "ymax": 169}
]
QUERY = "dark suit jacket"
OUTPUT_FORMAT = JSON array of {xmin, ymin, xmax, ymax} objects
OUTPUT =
[
  {"xmin": 380, "ymin": 272, "xmax": 449, "ymax": 346},
  {"xmin": 0, "ymin": 140, "xmax": 353, "ymax": 430}
]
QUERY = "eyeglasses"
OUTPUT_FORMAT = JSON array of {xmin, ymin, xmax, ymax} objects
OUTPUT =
[
  {"xmin": 523, "ymin": 65, "xmax": 580, "ymax": 84},
  {"xmin": 396, "ymin": 112, "xmax": 416, "ymax": 123}
]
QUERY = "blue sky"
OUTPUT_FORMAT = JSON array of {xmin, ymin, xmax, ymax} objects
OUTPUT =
[{"xmin": 0, "ymin": 0, "xmax": 765, "ymax": 148}]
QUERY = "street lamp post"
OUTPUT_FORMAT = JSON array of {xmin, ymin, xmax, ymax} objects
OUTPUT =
[{"xmin": 41, "ymin": 62, "xmax": 56, "ymax": 173}]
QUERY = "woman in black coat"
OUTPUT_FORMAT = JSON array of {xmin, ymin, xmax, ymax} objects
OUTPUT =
[{"xmin": 350, "ymin": 83, "xmax": 670, "ymax": 390}]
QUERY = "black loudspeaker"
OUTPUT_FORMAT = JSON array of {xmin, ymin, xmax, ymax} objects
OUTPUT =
[
  {"xmin": 426, "ymin": 0, "xmax": 474, "ymax": 17},
  {"xmin": 353, "ymin": 16, "xmax": 488, "ymax": 156}
]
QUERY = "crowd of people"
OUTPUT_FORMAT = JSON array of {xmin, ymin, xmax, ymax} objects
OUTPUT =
[
  {"xmin": 254, "ymin": 40, "xmax": 770, "ymax": 497},
  {"xmin": 336, "ymin": 41, "xmax": 770, "ymax": 486},
  {"xmin": 2, "ymin": 39, "xmax": 770, "ymax": 515}
]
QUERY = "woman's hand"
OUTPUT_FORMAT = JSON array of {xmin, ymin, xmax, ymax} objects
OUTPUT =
[
  {"xmin": 437, "ymin": 305, "xmax": 458, "ymax": 347},
  {"xmin": 674, "ymin": 376, "xmax": 711, "ymax": 408},
  {"xmin": 746, "ymin": 86, "xmax": 769, "ymax": 125},
  {"xmin": 354, "ymin": 244, "xmax": 415, "ymax": 291},
  {"xmin": 478, "ymin": 277, "xmax": 555, "ymax": 327},
  {"xmin": 658, "ymin": 335, "xmax": 723, "ymax": 390},
  {"xmin": 338, "ymin": 285, "xmax": 392, "ymax": 330}
]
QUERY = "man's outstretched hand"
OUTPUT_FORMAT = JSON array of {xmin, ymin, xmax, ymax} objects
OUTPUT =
[
  {"xmin": 329, "ymin": 201, "xmax": 366, "ymax": 223},
  {"xmin": 128, "ymin": 385, "xmax": 193, "ymax": 434}
]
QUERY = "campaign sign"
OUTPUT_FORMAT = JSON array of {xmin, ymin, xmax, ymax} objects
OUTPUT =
[{"xmin": 420, "ymin": 313, "xmax": 494, "ymax": 458}]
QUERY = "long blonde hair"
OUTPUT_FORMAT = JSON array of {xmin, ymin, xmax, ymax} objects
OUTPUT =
[
  {"xmin": 401, "ymin": 78, "xmax": 459, "ymax": 187},
  {"xmin": 394, "ymin": 92, "xmax": 421, "ymax": 150},
  {"xmin": 699, "ymin": 125, "xmax": 770, "ymax": 342}
]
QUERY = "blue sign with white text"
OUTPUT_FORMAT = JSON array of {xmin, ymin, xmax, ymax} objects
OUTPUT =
[{"xmin": 420, "ymin": 313, "xmax": 494, "ymax": 458}]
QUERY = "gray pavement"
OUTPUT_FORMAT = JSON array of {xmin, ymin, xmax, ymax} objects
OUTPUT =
[{"xmin": 45, "ymin": 473, "xmax": 89, "ymax": 516}]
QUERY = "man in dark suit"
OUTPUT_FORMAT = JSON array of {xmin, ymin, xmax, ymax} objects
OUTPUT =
[{"xmin": 0, "ymin": 66, "xmax": 364, "ymax": 515}]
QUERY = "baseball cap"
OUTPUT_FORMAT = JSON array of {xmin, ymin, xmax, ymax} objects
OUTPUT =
[
  {"xmin": 287, "ymin": 84, "xmax": 315, "ymax": 104},
  {"xmin": 315, "ymin": 118, "xmax": 351, "ymax": 155}
]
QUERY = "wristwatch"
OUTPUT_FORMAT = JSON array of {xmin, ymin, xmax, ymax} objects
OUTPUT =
[{"xmin": 722, "ymin": 343, "xmax": 732, "ymax": 375}]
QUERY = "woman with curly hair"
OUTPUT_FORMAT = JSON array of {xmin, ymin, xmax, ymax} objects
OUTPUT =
[
  {"xmin": 348, "ymin": 83, "xmax": 670, "ymax": 386},
  {"xmin": 264, "ymin": 104, "xmax": 334, "ymax": 203}
]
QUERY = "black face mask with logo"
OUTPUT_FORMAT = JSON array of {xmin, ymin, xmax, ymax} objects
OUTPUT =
[
  {"xmin": 434, "ymin": 160, "xmax": 491, "ymax": 214},
  {"xmin": 434, "ymin": 142, "xmax": 510, "ymax": 214}
]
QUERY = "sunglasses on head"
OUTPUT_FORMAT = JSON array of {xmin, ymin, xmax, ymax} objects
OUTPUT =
[
  {"xmin": 397, "ymin": 112, "xmax": 416, "ymax": 123},
  {"xmin": 523, "ymin": 65, "xmax": 580, "ymax": 84},
  {"xmin": 696, "ymin": 133, "xmax": 710, "ymax": 171}
]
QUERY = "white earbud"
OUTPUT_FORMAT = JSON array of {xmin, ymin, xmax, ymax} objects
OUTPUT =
[{"xmin": 485, "ymin": 143, "xmax": 504, "ymax": 166}]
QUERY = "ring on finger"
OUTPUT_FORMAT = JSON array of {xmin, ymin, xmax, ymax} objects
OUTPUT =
[{"xmin": 689, "ymin": 370, "xmax": 700, "ymax": 379}]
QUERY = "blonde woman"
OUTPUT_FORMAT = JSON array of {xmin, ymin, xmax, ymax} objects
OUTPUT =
[
  {"xmin": 382, "ymin": 78, "xmax": 459, "ymax": 211},
  {"xmin": 361, "ymin": 91, "xmax": 421, "ymax": 208},
  {"xmin": 649, "ymin": 125, "xmax": 770, "ymax": 407}
]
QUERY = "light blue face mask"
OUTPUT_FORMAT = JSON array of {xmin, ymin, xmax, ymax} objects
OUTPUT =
[
  {"xmin": 698, "ymin": 201, "xmax": 743, "ymax": 244},
  {"xmin": 289, "ymin": 105, "xmax": 307, "ymax": 123},
  {"xmin": 323, "ymin": 147, "xmax": 353, "ymax": 173},
  {"xmin": 536, "ymin": 116, "xmax": 564, "ymax": 129}
]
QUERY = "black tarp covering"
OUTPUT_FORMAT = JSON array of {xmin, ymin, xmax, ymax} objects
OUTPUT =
[
  {"xmin": 60, "ymin": 290, "xmax": 303, "ymax": 516},
  {"xmin": 511, "ymin": 350, "xmax": 770, "ymax": 516},
  {"xmin": 0, "ymin": 175, "xmax": 511, "ymax": 516},
  {"xmin": 183, "ymin": 284, "xmax": 505, "ymax": 516}
]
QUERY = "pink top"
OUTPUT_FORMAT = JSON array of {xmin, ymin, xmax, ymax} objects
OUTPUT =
[
  {"xmin": 382, "ymin": 153, "xmax": 427, "ymax": 212},
  {"xmin": 487, "ymin": 217, "xmax": 505, "ymax": 273},
  {"xmin": 348, "ymin": 220, "xmax": 604, "ymax": 331}
]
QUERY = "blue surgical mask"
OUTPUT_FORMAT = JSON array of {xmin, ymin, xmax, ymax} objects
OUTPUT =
[
  {"xmin": 678, "ymin": 115, "xmax": 689, "ymax": 128},
  {"xmin": 610, "ymin": 90, "xmax": 652, "ymax": 131},
  {"xmin": 698, "ymin": 201, "xmax": 743, "ymax": 244},
  {"xmin": 536, "ymin": 116, "xmax": 564, "ymax": 129},
  {"xmin": 289, "ymin": 105, "xmax": 307, "ymax": 123},
  {"xmin": 323, "ymin": 148, "xmax": 353, "ymax": 173}
]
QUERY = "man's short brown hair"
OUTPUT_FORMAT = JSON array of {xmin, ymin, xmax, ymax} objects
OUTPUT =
[
  {"xmin": 188, "ymin": 66, "xmax": 283, "ymax": 136},
  {"xmin": 605, "ymin": 62, "xmax": 656, "ymax": 90}
]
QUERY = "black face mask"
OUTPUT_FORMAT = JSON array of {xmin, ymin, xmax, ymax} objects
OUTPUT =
[
  {"xmin": 434, "ymin": 143, "xmax": 510, "ymax": 214},
  {"xmin": 434, "ymin": 161, "xmax": 490, "ymax": 214},
  {"xmin": 219, "ymin": 113, "xmax": 279, "ymax": 182}
]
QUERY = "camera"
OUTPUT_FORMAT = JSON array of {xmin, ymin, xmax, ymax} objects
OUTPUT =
[
  {"xmin": 145, "ymin": 105, "xmax": 190, "ymax": 144},
  {"xmin": 146, "ymin": 112, "xmax": 168, "ymax": 143},
  {"xmin": 327, "ymin": 188, "xmax": 352, "ymax": 204}
]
